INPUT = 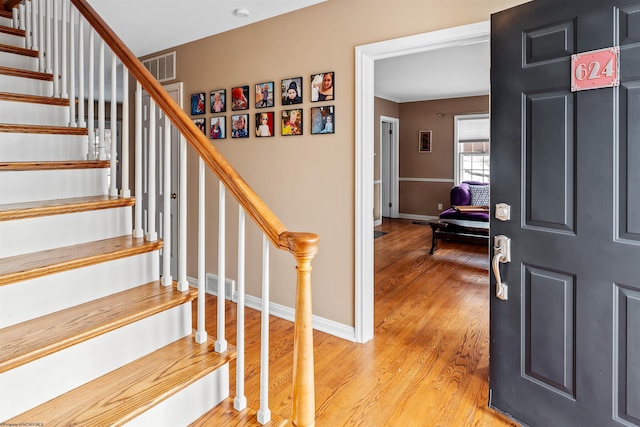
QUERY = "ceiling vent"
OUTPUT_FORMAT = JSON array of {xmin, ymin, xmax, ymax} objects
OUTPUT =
[{"xmin": 142, "ymin": 51, "xmax": 176, "ymax": 83}]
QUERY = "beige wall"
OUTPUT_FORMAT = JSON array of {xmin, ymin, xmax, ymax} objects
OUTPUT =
[
  {"xmin": 399, "ymin": 96, "xmax": 489, "ymax": 217},
  {"xmin": 146, "ymin": 0, "xmax": 529, "ymax": 329}
]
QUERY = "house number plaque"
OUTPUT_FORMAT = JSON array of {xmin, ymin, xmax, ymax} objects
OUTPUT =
[{"xmin": 571, "ymin": 47, "xmax": 619, "ymax": 92}]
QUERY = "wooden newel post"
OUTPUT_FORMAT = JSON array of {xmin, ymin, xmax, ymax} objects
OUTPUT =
[{"xmin": 281, "ymin": 232, "xmax": 319, "ymax": 427}]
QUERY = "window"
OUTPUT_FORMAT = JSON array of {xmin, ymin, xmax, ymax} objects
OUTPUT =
[{"xmin": 454, "ymin": 114, "xmax": 490, "ymax": 184}]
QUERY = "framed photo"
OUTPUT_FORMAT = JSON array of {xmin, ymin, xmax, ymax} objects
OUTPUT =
[
  {"xmin": 193, "ymin": 118, "xmax": 206, "ymax": 134},
  {"xmin": 311, "ymin": 71, "xmax": 334, "ymax": 102},
  {"xmin": 210, "ymin": 116, "xmax": 226, "ymax": 139},
  {"xmin": 231, "ymin": 85, "xmax": 249, "ymax": 111},
  {"xmin": 210, "ymin": 89, "xmax": 226, "ymax": 113},
  {"xmin": 419, "ymin": 130, "xmax": 432, "ymax": 153},
  {"xmin": 281, "ymin": 77, "xmax": 302, "ymax": 105},
  {"xmin": 255, "ymin": 82, "xmax": 274, "ymax": 108},
  {"xmin": 281, "ymin": 109, "xmax": 303, "ymax": 136},
  {"xmin": 311, "ymin": 106, "xmax": 335, "ymax": 135},
  {"xmin": 255, "ymin": 112, "xmax": 274, "ymax": 137},
  {"xmin": 231, "ymin": 114, "xmax": 249, "ymax": 138},
  {"xmin": 191, "ymin": 92, "xmax": 205, "ymax": 115}
]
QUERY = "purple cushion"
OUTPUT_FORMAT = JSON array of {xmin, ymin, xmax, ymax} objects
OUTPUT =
[
  {"xmin": 439, "ymin": 181, "xmax": 490, "ymax": 222},
  {"xmin": 439, "ymin": 207, "xmax": 489, "ymax": 222},
  {"xmin": 449, "ymin": 181, "xmax": 489, "ymax": 206},
  {"xmin": 450, "ymin": 183, "xmax": 472, "ymax": 206}
]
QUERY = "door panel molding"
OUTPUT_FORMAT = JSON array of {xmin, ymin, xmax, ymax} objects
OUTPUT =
[
  {"xmin": 523, "ymin": 265, "xmax": 576, "ymax": 397},
  {"xmin": 614, "ymin": 284, "xmax": 640, "ymax": 424},
  {"xmin": 523, "ymin": 91, "xmax": 575, "ymax": 233}
]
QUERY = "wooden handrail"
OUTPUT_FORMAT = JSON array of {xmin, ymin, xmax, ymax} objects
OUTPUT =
[{"xmin": 69, "ymin": 0, "xmax": 318, "ymax": 256}]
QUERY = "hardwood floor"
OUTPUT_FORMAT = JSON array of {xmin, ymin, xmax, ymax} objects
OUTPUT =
[{"xmin": 192, "ymin": 218, "xmax": 520, "ymax": 426}]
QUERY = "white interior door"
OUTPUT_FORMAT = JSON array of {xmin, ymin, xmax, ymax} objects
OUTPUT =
[
  {"xmin": 142, "ymin": 82, "xmax": 182, "ymax": 278},
  {"xmin": 380, "ymin": 116, "xmax": 399, "ymax": 219}
]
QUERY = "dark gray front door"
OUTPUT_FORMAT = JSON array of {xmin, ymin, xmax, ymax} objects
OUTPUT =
[{"xmin": 490, "ymin": 0, "xmax": 640, "ymax": 426}]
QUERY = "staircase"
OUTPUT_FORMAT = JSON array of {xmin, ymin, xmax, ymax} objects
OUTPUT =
[
  {"xmin": 0, "ymin": 6, "xmax": 238, "ymax": 426},
  {"xmin": 0, "ymin": 2, "xmax": 316, "ymax": 425}
]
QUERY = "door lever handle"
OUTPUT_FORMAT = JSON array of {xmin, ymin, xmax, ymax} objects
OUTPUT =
[{"xmin": 492, "ymin": 235, "xmax": 510, "ymax": 300}]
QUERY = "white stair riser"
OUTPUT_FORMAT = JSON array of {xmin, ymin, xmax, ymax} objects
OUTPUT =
[
  {"xmin": 0, "ymin": 206, "xmax": 132, "ymax": 258},
  {"xmin": 0, "ymin": 32, "xmax": 25, "ymax": 47},
  {"xmin": 0, "ymin": 251, "xmax": 160, "ymax": 328},
  {"xmin": 0, "ymin": 168, "xmax": 108, "ymax": 204},
  {"xmin": 126, "ymin": 365, "xmax": 230, "ymax": 427},
  {"xmin": 0, "ymin": 50, "xmax": 38, "ymax": 70},
  {"xmin": 0, "ymin": 133, "xmax": 88, "ymax": 161},
  {"xmin": 0, "ymin": 74, "xmax": 52, "ymax": 96},
  {"xmin": 0, "ymin": 16, "xmax": 13, "ymax": 27},
  {"xmin": 0, "ymin": 303, "xmax": 193, "ymax": 421},
  {"xmin": 0, "ymin": 99, "xmax": 70, "ymax": 126}
]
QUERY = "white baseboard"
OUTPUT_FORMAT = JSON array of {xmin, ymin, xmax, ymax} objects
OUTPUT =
[{"xmin": 188, "ymin": 276, "xmax": 356, "ymax": 342}]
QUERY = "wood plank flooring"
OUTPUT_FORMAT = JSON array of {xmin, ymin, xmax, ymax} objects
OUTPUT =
[{"xmin": 192, "ymin": 218, "xmax": 520, "ymax": 426}]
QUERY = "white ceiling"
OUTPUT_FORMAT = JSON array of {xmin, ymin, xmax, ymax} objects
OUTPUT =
[
  {"xmin": 87, "ymin": 0, "xmax": 326, "ymax": 57},
  {"xmin": 87, "ymin": 0, "xmax": 489, "ymax": 103},
  {"xmin": 374, "ymin": 41, "xmax": 490, "ymax": 103}
]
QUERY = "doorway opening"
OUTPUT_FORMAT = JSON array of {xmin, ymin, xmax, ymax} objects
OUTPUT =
[{"xmin": 355, "ymin": 21, "xmax": 490, "ymax": 343}]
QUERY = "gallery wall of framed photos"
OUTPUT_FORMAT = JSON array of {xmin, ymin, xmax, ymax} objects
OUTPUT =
[{"xmin": 189, "ymin": 71, "xmax": 335, "ymax": 141}]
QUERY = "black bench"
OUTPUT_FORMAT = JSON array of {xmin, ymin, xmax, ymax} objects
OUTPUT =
[{"xmin": 428, "ymin": 219, "xmax": 489, "ymax": 254}]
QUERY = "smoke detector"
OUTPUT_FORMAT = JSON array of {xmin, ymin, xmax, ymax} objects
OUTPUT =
[{"xmin": 233, "ymin": 8, "xmax": 250, "ymax": 18}]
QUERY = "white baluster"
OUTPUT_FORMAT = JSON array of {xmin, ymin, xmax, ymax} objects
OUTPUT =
[
  {"xmin": 60, "ymin": 0, "xmax": 68, "ymax": 98},
  {"xmin": 38, "ymin": 0, "xmax": 44, "ymax": 71},
  {"xmin": 77, "ymin": 15, "xmax": 85, "ymax": 128},
  {"xmin": 257, "ymin": 234, "xmax": 271, "ymax": 424},
  {"xmin": 31, "ymin": 0, "xmax": 38, "ymax": 52},
  {"xmin": 215, "ymin": 182, "xmax": 228, "ymax": 352},
  {"xmin": 45, "ymin": 0, "xmax": 52, "ymax": 74},
  {"xmin": 24, "ymin": 2, "xmax": 30, "ymax": 49},
  {"xmin": 87, "ymin": 28, "xmax": 94, "ymax": 159},
  {"xmin": 146, "ymin": 98, "xmax": 157, "ymax": 242},
  {"xmin": 195, "ymin": 158, "xmax": 207, "ymax": 344},
  {"xmin": 12, "ymin": 6, "xmax": 18, "ymax": 28},
  {"xmin": 162, "ymin": 114, "xmax": 172, "ymax": 287},
  {"xmin": 18, "ymin": 4, "xmax": 25, "ymax": 36},
  {"xmin": 120, "ymin": 68, "xmax": 130, "ymax": 197},
  {"xmin": 109, "ymin": 53, "xmax": 117, "ymax": 196},
  {"xmin": 133, "ymin": 82, "xmax": 144, "ymax": 238},
  {"xmin": 52, "ymin": 0, "xmax": 58, "ymax": 97},
  {"xmin": 234, "ymin": 207, "xmax": 247, "ymax": 411},
  {"xmin": 68, "ymin": 5, "xmax": 75, "ymax": 126},
  {"xmin": 177, "ymin": 134, "xmax": 188, "ymax": 292},
  {"xmin": 98, "ymin": 41, "xmax": 106, "ymax": 160}
]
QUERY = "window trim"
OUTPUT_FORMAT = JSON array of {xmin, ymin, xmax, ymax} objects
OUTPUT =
[{"xmin": 454, "ymin": 113, "xmax": 490, "ymax": 185}]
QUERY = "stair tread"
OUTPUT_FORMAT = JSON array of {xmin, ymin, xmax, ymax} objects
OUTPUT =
[
  {"xmin": 0, "ymin": 160, "xmax": 109, "ymax": 170},
  {"xmin": 0, "ymin": 195, "xmax": 135, "ymax": 221},
  {"xmin": 0, "ymin": 10, "xmax": 12, "ymax": 19},
  {"xmin": 190, "ymin": 397, "xmax": 289, "ymax": 426},
  {"xmin": 0, "ymin": 281, "xmax": 197, "ymax": 373},
  {"xmin": 0, "ymin": 25, "xmax": 25, "ymax": 37},
  {"xmin": 0, "ymin": 123, "xmax": 87, "ymax": 134},
  {"xmin": 0, "ymin": 42, "xmax": 38, "ymax": 57},
  {"xmin": 5, "ymin": 335, "xmax": 236, "ymax": 426},
  {"xmin": 0, "ymin": 65, "xmax": 53, "ymax": 80},
  {"xmin": 0, "ymin": 235, "xmax": 162, "ymax": 286},
  {"xmin": 0, "ymin": 91, "xmax": 70, "ymax": 105}
]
